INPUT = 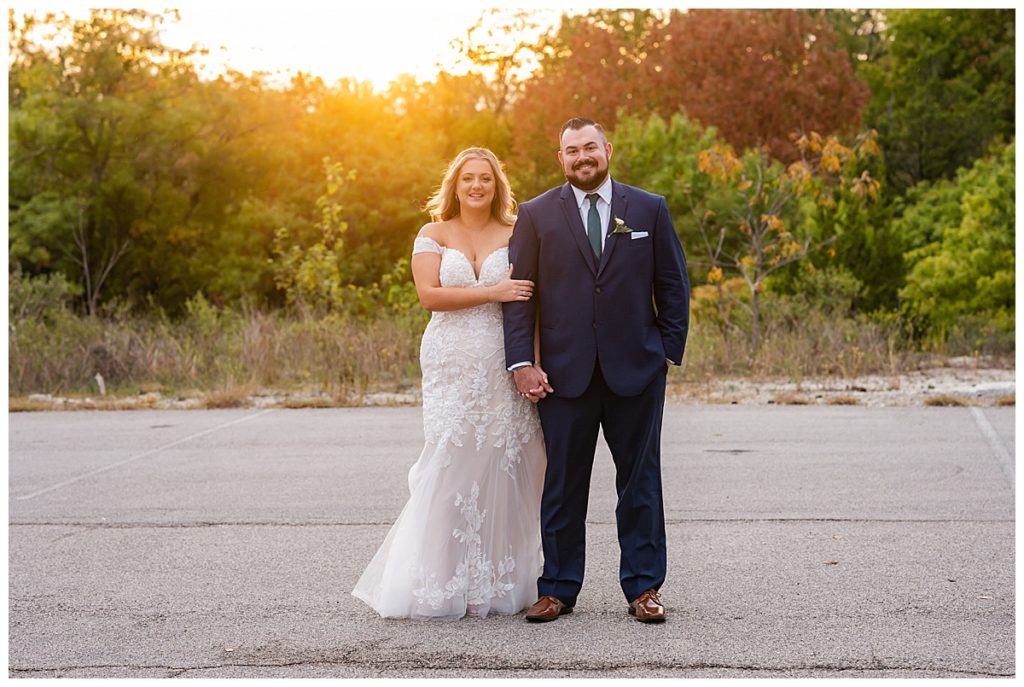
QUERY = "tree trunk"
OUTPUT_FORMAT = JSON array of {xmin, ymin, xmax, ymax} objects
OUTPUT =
[
  {"xmin": 750, "ymin": 286, "xmax": 761, "ymax": 352},
  {"xmin": 71, "ymin": 205, "xmax": 129, "ymax": 316}
]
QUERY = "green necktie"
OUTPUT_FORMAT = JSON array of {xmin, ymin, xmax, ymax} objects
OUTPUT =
[{"xmin": 586, "ymin": 193, "xmax": 602, "ymax": 258}]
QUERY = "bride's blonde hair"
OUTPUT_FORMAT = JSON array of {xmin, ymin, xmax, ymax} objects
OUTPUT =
[{"xmin": 425, "ymin": 148, "xmax": 517, "ymax": 225}]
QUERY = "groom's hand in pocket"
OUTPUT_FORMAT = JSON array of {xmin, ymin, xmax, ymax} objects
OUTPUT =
[{"xmin": 514, "ymin": 365, "xmax": 553, "ymax": 403}]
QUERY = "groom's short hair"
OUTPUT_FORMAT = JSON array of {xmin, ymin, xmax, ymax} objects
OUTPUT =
[{"xmin": 560, "ymin": 117, "xmax": 608, "ymax": 145}]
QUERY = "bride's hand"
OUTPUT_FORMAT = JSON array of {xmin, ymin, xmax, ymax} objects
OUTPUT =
[{"xmin": 489, "ymin": 265, "xmax": 534, "ymax": 303}]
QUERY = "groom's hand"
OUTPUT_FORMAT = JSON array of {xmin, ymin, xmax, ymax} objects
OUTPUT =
[
  {"xmin": 532, "ymin": 364, "xmax": 554, "ymax": 397},
  {"xmin": 514, "ymin": 365, "xmax": 553, "ymax": 403}
]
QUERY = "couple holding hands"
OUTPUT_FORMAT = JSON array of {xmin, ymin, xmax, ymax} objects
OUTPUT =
[{"xmin": 353, "ymin": 117, "xmax": 690, "ymax": 624}]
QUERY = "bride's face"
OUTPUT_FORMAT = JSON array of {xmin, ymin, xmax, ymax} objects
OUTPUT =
[{"xmin": 456, "ymin": 158, "xmax": 496, "ymax": 214}]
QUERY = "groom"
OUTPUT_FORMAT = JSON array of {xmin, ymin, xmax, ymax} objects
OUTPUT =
[{"xmin": 503, "ymin": 117, "xmax": 690, "ymax": 623}]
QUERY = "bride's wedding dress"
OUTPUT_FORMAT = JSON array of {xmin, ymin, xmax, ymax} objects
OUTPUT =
[{"xmin": 352, "ymin": 236, "xmax": 546, "ymax": 619}]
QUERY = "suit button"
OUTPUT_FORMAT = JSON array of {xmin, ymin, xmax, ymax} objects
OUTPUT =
[
  {"xmin": 595, "ymin": 287, "xmax": 602, "ymax": 294},
  {"xmin": 592, "ymin": 323, "xmax": 598, "ymax": 329}
]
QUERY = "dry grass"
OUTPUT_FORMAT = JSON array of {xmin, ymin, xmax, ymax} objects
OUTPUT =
[
  {"xmin": 683, "ymin": 306, "xmax": 908, "ymax": 380},
  {"xmin": 9, "ymin": 397, "xmax": 60, "ymax": 412},
  {"xmin": 199, "ymin": 387, "xmax": 253, "ymax": 409},
  {"xmin": 281, "ymin": 396, "xmax": 345, "ymax": 409},
  {"xmin": 827, "ymin": 395, "xmax": 861, "ymax": 405},
  {"xmin": 8, "ymin": 296, "xmax": 1013, "ymax": 404},
  {"xmin": 923, "ymin": 394, "xmax": 969, "ymax": 407},
  {"xmin": 9, "ymin": 395, "xmax": 162, "ymax": 412},
  {"xmin": 771, "ymin": 393, "xmax": 813, "ymax": 405},
  {"xmin": 993, "ymin": 394, "xmax": 1015, "ymax": 406},
  {"xmin": 10, "ymin": 306, "xmax": 425, "ymax": 399}
]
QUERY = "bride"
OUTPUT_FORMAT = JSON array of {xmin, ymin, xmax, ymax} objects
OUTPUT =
[{"xmin": 352, "ymin": 148, "xmax": 547, "ymax": 619}]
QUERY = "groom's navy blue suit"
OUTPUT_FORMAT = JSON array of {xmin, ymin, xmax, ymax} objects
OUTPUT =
[{"xmin": 503, "ymin": 178, "xmax": 690, "ymax": 605}]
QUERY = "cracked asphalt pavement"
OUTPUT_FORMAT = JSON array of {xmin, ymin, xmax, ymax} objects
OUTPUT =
[{"xmin": 9, "ymin": 405, "xmax": 1015, "ymax": 678}]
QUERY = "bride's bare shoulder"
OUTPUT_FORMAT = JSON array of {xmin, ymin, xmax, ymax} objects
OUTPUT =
[{"xmin": 417, "ymin": 221, "xmax": 452, "ymax": 245}]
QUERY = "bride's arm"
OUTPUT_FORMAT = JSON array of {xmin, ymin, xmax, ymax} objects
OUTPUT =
[
  {"xmin": 412, "ymin": 253, "xmax": 491, "ymax": 311},
  {"xmin": 412, "ymin": 255, "xmax": 533, "ymax": 312}
]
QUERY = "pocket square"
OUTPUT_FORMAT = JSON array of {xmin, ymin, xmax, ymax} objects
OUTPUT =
[{"xmin": 630, "ymin": 231, "xmax": 649, "ymax": 240}]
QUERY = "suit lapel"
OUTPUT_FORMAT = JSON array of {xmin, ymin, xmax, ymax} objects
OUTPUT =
[
  {"xmin": 597, "ymin": 180, "xmax": 629, "ymax": 278},
  {"xmin": 559, "ymin": 183, "xmax": 598, "ymax": 275}
]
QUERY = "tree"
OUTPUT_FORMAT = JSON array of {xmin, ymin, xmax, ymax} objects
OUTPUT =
[
  {"xmin": 822, "ymin": 9, "xmax": 889, "ymax": 67},
  {"xmin": 652, "ymin": 9, "xmax": 870, "ymax": 162},
  {"xmin": 510, "ymin": 8, "xmax": 870, "ymax": 192},
  {"xmin": 806, "ymin": 175, "xmax": 901, "ymax": 314},
  {"xmin": 8, "ymin": 10, "xmax": 462, "ymax": 314},
  {"xmin": 509, "ymin": 9, "xmax": 665, "ymax": 197},
  {"xmin": 898, "ymin": 141, "xmax": 1014, "ymax": 341},
  {"xmin": 693, "ymin": 130, "xmax": 880, "ymax": 349},
  {"xmin": 860, "ymin": 9, "xmax": 1015, "ymax": 193},
  {"xmin": 610, "ymin": 112, "xmax": 724, "ymax": 281},
  {"xmin": 9, "ymin": 9, "xmax": 205, "ymax": 313},
  {"xmin": 448, "ymin": 9, "xmax": 545, "ymax": 119}
]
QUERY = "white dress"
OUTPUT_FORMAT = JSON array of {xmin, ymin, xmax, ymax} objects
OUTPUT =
[{"xmin": 352, "ymin": 236, "xmax": 546, "ymax": 619}]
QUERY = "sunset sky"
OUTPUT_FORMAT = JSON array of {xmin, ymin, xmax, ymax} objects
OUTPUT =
[
  {"xmin": 10, "ymin": 2, "xmax": 906, "ymax": 88},
  {"xmin": 9, "ymin": 1, "xmax": 592, "ymax": 89}
]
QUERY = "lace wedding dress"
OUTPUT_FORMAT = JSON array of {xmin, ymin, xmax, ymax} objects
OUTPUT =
[{"xmin": 352, "ymin": 236, "xmax": 546, "ymax": 619}]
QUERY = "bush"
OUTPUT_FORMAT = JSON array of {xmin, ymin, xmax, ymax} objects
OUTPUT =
[
  {"xmin": 898, "ymin": 140, "xmax": 1014, "ymax": 345},
  {"xmin": 8, "ymin": 268, "xmax": 81, "ymax": 321}
]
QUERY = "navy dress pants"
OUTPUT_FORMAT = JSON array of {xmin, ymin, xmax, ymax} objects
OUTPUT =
[{"xmin": 536, "ymin": 363, "xmax": 668, "ymax": 605}]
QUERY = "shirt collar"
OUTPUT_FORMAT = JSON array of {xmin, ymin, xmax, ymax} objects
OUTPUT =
[{"xmin": 571, "ymin": 175, "xmax": 613, "ymax": 209}]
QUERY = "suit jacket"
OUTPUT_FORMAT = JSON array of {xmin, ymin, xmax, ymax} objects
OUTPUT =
[{"xmin": 503, "ymin": 179, "xmax": 690, "ymax": 398}]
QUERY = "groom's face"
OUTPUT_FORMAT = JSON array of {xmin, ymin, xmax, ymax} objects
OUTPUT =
[{"xmin": 558, "ymin": 125, "xmax": 613, "ymax": 191}]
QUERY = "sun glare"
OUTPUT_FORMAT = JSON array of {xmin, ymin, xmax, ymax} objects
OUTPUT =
[
  {"xmin": 10, "ymin": 1, "xmax": 578, "ymax": 89},
  {"xmin": 160, "ymin": 4, "xmax": 488, "ymax": 88}
]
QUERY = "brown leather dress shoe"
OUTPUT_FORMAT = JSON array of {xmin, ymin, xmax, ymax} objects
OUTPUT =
[
  {"xmin": 628, "ymin": 589, "xmax": 666, "ymax": 623},
  {"xmin": 525, "ymin": 595, "xmax": 573, "ymax": 622}
]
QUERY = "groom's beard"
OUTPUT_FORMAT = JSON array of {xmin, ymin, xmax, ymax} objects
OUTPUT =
[{"xmin": 565, "ymin": 158, "xmax": 608, "ymax": 191}]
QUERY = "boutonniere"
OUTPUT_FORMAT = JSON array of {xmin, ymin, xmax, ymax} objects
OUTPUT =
[{"xmin": 611, "ymin": 216, "xmax": 633, "ymax": 235}]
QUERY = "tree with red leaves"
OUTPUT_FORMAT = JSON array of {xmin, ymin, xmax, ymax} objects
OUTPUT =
[{"xmin": 510, "ymin": 8, "xmax": 869, "ymax": 188}]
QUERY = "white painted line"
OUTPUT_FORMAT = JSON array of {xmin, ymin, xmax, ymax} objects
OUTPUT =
[
  {"xmin": 14, "ymin": 409, "xmax": 275, "ymax": 501},
  {"xmin": 970, "ymin": 407, "xmax": 1014, "ymax": 485}
]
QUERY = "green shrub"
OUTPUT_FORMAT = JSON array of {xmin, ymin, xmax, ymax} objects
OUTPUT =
[{"xmin": 898, "ymin": 140, "xmax": 1014, "ymax": 346}]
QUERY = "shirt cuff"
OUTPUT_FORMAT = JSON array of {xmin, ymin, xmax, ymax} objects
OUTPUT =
[{"xmin": 507, "ymin": 361, "xmax": 533, "ymax": 372}]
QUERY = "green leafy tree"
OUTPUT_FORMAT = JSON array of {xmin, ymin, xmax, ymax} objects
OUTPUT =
[
  {"xmin": 822, "ymin": 9, "xmax": 888, "ymax": 67},
  {"xmin": 861, "ymin": 9, "xmax": 1015, "ymax": 193},
  {"xmin": 899, "ymin": 141, "xmax": 1014, "ymax": 342},
  {"xmin": 785, "ymin": 135, "xmax": 901, "ymax": 313},
  {"xmin": 9, "ymin": 9, "xmax": 207, "ymax": 313}
]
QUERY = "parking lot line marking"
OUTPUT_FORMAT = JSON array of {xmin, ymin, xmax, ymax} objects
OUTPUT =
[
  {"xmin": 970, "ymin": 407, "xmax": 1014, "ymax": 485},
  {"xmin": 14, "ymin": 409, "xmax": 275, "ymax": 501}
]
